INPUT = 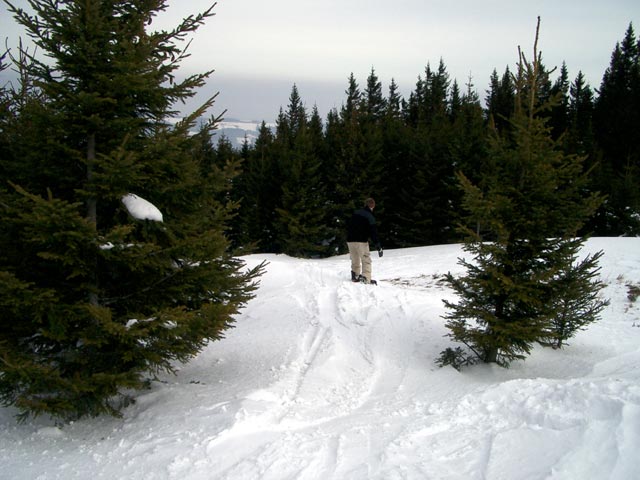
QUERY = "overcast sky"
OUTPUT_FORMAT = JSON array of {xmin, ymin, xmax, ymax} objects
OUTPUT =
[{"xmin": 2, "ymin": 0, "xmax": 639, "ymax": 122}]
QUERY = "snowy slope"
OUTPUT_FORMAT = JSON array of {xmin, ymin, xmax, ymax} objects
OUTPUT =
[{"xmin": 1, "ymin": 238, "xmax": 640, "ymax": 479}]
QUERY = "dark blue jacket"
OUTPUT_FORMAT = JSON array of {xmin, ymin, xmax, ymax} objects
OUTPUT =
[{"xmin": 347, "ymin": 207, "xmax": 380, "ymax": 247}]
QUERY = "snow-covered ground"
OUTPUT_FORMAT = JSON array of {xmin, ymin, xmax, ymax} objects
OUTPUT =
[{"xmin": 2, "ymin": 238, "xmax": 639, "ymax": 479}]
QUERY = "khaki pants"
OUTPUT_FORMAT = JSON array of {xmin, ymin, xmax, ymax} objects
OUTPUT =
[{"xmin": 347, "ymin": 242, "xmax": 371, "ymax": 282}]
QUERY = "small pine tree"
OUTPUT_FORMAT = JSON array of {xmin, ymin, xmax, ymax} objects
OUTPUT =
[{"xmin": 439, "ymin": 18, "xmax": 605, "ymax": 369}]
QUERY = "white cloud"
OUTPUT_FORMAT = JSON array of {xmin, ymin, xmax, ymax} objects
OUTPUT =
[{"xmin": 3, "ymin": 0, "xmax": 639, "ymax": 121}]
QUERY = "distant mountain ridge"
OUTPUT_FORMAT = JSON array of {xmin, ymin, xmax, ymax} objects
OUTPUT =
[{"xmin": 214, "ymin": 118, "xmax": 273, "ymax": 149}]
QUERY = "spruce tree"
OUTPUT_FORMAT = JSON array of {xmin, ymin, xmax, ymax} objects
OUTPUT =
[
  {"xmin": 331, "ymin": 74, "xmax": 379, "ymax": 249},
  {"xmin": 360, "ymin": 69, "xmax": 387, "ymax": 227},
  {"xmin": 449, "ymin": 80, "xmax": 462, "ymax": 121},
  {"xmin": 399, "ymin": 59, "xmax": 456, "ymax": 246},
  {"xmin": 284, "ymin": 84, "xmax": 306, "ymax": 141},
  {"xmin": 274, "ymin": 87, "xmax": 329, "ymax": 257},
  {"xmin": 342, "ymin": 73, "xmax": 361, "ymax": 120},
  {"xmin": 275, "ymin": 128, "xmax": 329, "ymax": 257},
  {"xmin": 380, "ymin": 79, "xmax": 412, "ymax": 248},
  {"xmin": 593, "ymin": 23, "xmax": 640, "ymax": 235},
  {"xmin": 549, "ymin": 62, "xmax": 570, "ymax": 140},
  {"xmin": 448, "ymin": 77, "xmax": 489, "ymax": 235},
  {"xmin": 404, "ymin": 76, "xmax": 423, "ymax": 128},
  {"xmin": 566, "ymin": 71, "xmax": 595, "ymax": 156},
  {"xmin": 363, "ymin": 67, "xmax": 386, "ymax": 123},
  {"xmin": 0, "ymin": 0, "xmax": 262, "ymax": 421},
  {"xmin": 425, "ymin": 59, "xmax": 450, "ymax": 123},
  {"xmin": 439, "ymin": 19, "xmax": 605, "ymax": 368},
  {"xmin": 323, "ymin": 108, "xmax": 349, "ymax": 253},
  {"xmin": 233, "ymin": 121, "xmax": 279, "ymax": 252},
  {"xmin": 307, "ymin": 105, "xmax": 327, "ymax": 161},
  {"xmin": 485, "ymin": 66, "xmax": 515, "ymax": 132}
]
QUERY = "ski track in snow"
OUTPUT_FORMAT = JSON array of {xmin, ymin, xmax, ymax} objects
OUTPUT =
[{"xmin": 1, "ymin": 239, "xmax": 640, "ymax": 479}]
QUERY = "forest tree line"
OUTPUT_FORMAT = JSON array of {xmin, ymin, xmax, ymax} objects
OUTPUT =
[{"xmin": 203, "ymin": 23, "xmax": 640, "ymax": 258}]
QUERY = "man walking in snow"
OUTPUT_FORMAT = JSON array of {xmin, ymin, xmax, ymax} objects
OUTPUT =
[{"xmin": 347, "ymin": 198, "xmax": 383, "ymax": 285}]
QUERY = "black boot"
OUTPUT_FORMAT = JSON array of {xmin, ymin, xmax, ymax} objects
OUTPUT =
[
  {"xmin": 357, "ymin": 275, "xmax": 377, "ymax": 285},
  {"xmin": 351, "ymin": 271, "xmax": 359, "ymax": 282}
]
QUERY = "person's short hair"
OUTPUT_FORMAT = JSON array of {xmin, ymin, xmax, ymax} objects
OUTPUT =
[{"xmin": 365, "ymin": 198, "xmax": 375, "ymax": 208}]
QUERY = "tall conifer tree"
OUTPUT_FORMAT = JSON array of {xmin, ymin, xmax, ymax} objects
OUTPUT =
[
  {"xmin": 274, "ymin": 87, "xmax": 329, "ymax": 257},
  {"xmin": 485, "ymin": 66, "xmax": 516, "ymax": 132},
  {"xmin": 449, "ymin": 78, "xmax": 489, "ymax": 234},
  {"xmin": 549, "ymin": 62, "xmax": 570, "ymax": 139},
  {"xmin": 233, "ymin": 121, "xmax": 279, "ymax": 252},
  {"xmin": 567, "ymin": 71, "xmax": 595, "ymax": 156},
  {"xmin": 593, "ymin": 23, "xmax": 640, "ymax": 235},
  {"xmin": 380, "ymin": 79, "xmax": 412, "ymax": 248},
  {"xmin": 364, "ymin": 67, "xmax": 386, "ymax": 122},
  {"xmin": 401, "ymin": 59, "xmax": 456, "ymax": 245},
  {"xmin": 333, "ymin": 75, "xmax": 373, "ymax": 242},
  {"xmin": 0, "ymin": 0, "xmax": 262, "ymax": 421}
]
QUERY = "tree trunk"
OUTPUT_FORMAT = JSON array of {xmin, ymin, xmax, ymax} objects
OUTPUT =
[
  {"xmin": 484, "ymin": 346, "xmax": 498, "ymax": 363},
  {"xmin": 86, "ymin": 133, "xmax": 97, "ymax": 226},
  {"xmin": 86, "ymin": 132, "xmax": 98, "ymax": 306},
  {"xmin": 484, "ymin": 297, "xmax": 504, "ymax": 363}
]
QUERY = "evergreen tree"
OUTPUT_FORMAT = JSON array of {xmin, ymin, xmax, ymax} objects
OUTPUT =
[
  {"xmin": 363, "ymin": 67, "xmax": 386, "ymax": 123},
  {"xmin": 0, "ymin": 0, "xmax": 262, "ymax": 421},
  {"xmin": 233, "ymin": 121, "xmax": 279, "ymax": 252},
  {"xmin": 284, "ymin": 84, "xmax": 306, "ymax": 141},
  {"xmin": 386, "ymin": 78, "xmax": 403, "ymax": 120},
  {"xmin": 427, "ymin": 59, "xmax": 450, "ymax": 122},
  {"xmin": 486, "ymin": 69, "xmax": 501, "ymax": 113},
  {"xmin": 322, "ymin": 107, "xmax": 349, "ymax": 253},
  {"xmin": 275, "ymin": 125, "xmax": 329, "ymax": 257},
  {"xmin": 449, "ymin": 77, "xmax": 489, "ymax": 235},
  {"xmin": 439, "ymin": 19, "xmax": 605, "ymax": 368},
  {"xmin": 307, "ymin": 105, "xmax": 326, "ymax": 160},
  {"xmin": 549, "ymin": 62, "xmax": 570, "ymax": 139},
  {"xmin": 271, "ymin": 87, "xmax": 330, "ymax": 257},
  {"xmin": 360, "ymin": 69, "xmax": 387, "ymax": 227},
  {"xmin": 593, "ymin": 23, "xmax": 640, "ymax": 235},
  {"xmin": 320, "ymin": 74, "xmax": 387, "ymax": 252},
  {"xmin": 485, "ymin": 66, "xmax": 515, "ymax": 132},
  {"xmin": 566, "ymin": 71, "xmax": 595, "ymax": 156},
  {"xmin": 379, "ymin": 79, "xmax": 412, "ymax": 248},
  {"xmin": 403, "ymin": 76, "xmax": 423, "ymax": 127},
  {"xmin": 398, "ymin": 59, "xmax": 456, "ymax": 246},
  {"xmin": 333, "ymin": 75, "xmax": 377, "ymax": 241},
  {"xmin": 449, "ymin": 80, "xmax": 462, "ymax": 121},
  {"xmin": 342, "ymin": 73, "xmax": 361, "ymax": 121}
]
